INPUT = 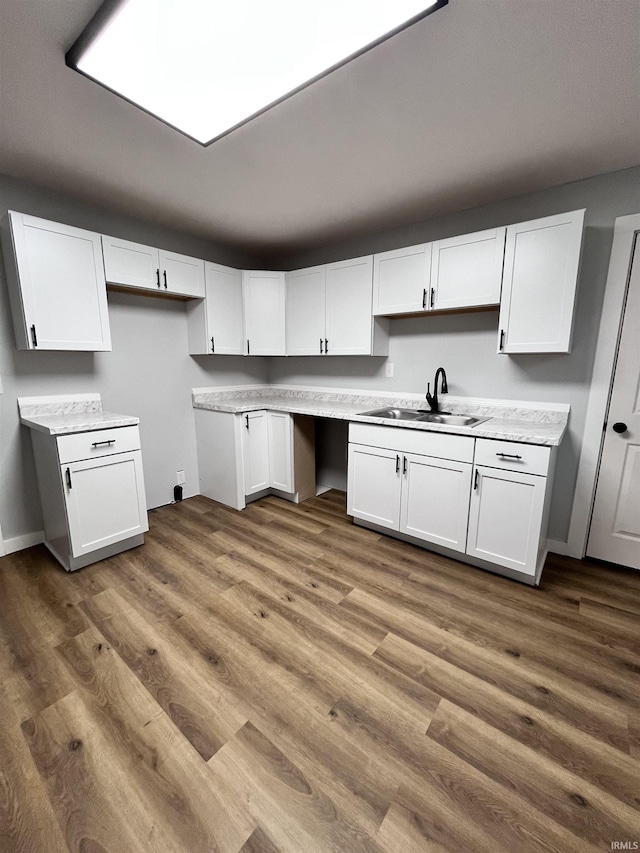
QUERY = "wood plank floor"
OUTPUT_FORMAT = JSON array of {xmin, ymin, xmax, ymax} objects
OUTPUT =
[{"xmin": 1, "ymin": 490, "xmax": 640, "ymax": 852}]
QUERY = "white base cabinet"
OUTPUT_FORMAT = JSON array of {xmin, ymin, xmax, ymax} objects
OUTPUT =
[
  {"xmin": 347, "ymin": 425, "xmax": 474, "ymax": 553},
  {"xmin": 348, "ymin": 425, "xmax": 556, "ymax": 585},
  {"xmin": 29, "ymin": 425, "xmax": 148, "ymax": 572},
  {"xmin": 3, "ymin": 211, "xmax": 111, "ymax": 351},
  {"xmin": 195, "ymin": 409, "xmax": 315, "ymax": 510}
]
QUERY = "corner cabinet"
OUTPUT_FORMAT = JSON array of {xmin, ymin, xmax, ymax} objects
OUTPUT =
[
  {"xmin": 497, "ymin": 209, "xmax": 585, "ymax": 353},
  {"xmin": 187, "ymin": 262, "xmax": 244, "ymax": 355},
  {"xmin": 3, "ymin": 211, "xmax": 111, "ymax": 351},
  {"xmin": 29, "ymin": 425, "xmax": 148, "ymax": 572},
  {"xmin": 195, "ymin": 408, "xmax": 315, "ymax": 510},
  {"xmin": 102, "ymin": 235, "xmax": 205, "ymax": 298},
  {"xmin": 286, "ymin": 256, "xmax": 388, "ymax": 356},
  {"xmin": 243, "ymin": 271, "xmax": 286, "ymax": 355},
  {"xmin": 347, "ymin": 425, "xmax": 556, "ymax": 585}
]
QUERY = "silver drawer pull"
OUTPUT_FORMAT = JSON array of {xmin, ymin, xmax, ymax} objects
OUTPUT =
[
  {"xmin": 497, "ymin": 452, "xmax": 522, "ymax": 459},
  {"xmin": 92, "ymin": 439, "xmax": 116, "ymax": 448}
]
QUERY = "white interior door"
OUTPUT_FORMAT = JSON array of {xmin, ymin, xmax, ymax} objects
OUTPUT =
[{"xmin": 588, "ymin": 236, "xmax": 640, "ymax": 570}]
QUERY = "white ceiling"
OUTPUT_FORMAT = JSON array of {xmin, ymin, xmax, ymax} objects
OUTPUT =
[{"xmin": 0, "ymin": 0, "xmax": 638, "ymax": 257}]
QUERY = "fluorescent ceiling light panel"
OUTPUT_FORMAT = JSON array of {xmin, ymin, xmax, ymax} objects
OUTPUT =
[{"xmin": 69, "ymin": 0, "xmax": 446, "ymax": 144}]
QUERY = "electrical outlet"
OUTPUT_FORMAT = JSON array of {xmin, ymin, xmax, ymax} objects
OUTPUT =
[
  {"xmin": 176, "ymin": 469, "xmax": 186, "ymax": 485},
  {"xmin": 385, "ymin": 362, "xmax": 394, "ymax": 378}
]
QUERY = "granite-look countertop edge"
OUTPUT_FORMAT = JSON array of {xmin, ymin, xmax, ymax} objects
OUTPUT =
[
  {"xmin": 193, "ymin": 395, "xmax": 567, "ymax": 447},
  {"xmin": 21, "ymin": 411, "xmax": 140, "ymax": 436}
]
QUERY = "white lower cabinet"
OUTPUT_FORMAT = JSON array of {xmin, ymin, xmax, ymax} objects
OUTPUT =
[
  {"xmin": 347, "ymin": 425, "xmax": 556, "ymax": 584},
  {"xmin": 347, "ymin": 425, "xmax": 474, "ymax": 552},
  {"xmin": 243, "ymin": 410, "xmax": 295, "ymax": 495},
  {"xmin": 29, "ymin": 425, "xmax": 148, "ymax": 572},
  {"xmin": 347, "ymin": 444, "xmax": 402, "ymax": 530},
  {"xmin": 466, "ymin": 465, "xmax": 546, "ymax": 576},
  {"xmin": 196, "ymin": 409, "xmax": 314, "ymax": 510},
  {"xmin": 399, "ymin": 453, "xmax": 472, "ymax": 552},
  {"xmin": 243, "ymin": 410, "xmax": 271, "ymax": 495}
]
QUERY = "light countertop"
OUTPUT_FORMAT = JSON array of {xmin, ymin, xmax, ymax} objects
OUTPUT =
[
  {"xmin": 192, "ymin": 386, "xmax": 569, "ymax": 446},
  {"xmin": 18, "ymin": 393, "xmax": 139, "ymax": 435}
]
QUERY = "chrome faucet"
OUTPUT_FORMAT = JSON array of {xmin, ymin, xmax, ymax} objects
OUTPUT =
[{"xmin": 425, "ymin": 367, "xmax": 449, "ymax": 413}]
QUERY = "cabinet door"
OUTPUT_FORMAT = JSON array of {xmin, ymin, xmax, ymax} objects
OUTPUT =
[
  {"xmin": 431, "ymin": 227, "xmax": 506, "ymax": 311},
  {"xmin": 159, "ymin": 249, "xmax": 205, "ymax": 298},
  {"xmin": 205, "ymin": 262, "xmax": 244, "ymax": 354},
  {"xmin": 102, "ymin": 235, "xmax": 160, "ymax": 290},
  {"xmin": 9, "ymin": 212, "xmax": 111, "ymax": 351},
  {"xmin": 347, "ymin": 444, "xmax": 402, "ymax": 530},
  {"xmin": 326, "ymin": 255, "xmax": 374, "ymax": 355},
  {"xmin": 268, "ymin": 411, "xmax": 294, "ymax": 492},
  {"xmin": 243, "ymin": 411, "xmax": 270, "ymax": 494},
  {"xmin": 399, "ymin": 453, "xmax": 472, "ymax": 552},
  {"xmin": 286, "ymin": 266, "xmax": 326, "ymax": 355},
  {"xmin": 62, "ymin": 451, "xmax": 148, "ymax": 558},
  {"xmin": 373, "ymin": 243, "xmax": 431, "ymax": 315},
  {"xmin": 466, "ymin": 465, "xmax": 546, "ymax": 576},
  {"xmin": 243, "ymin": 271, "xmax": 286, "ymax": 355},
  {"xmin": 498, "ymin": 209, "xmax": 585, "ymax": 353}
]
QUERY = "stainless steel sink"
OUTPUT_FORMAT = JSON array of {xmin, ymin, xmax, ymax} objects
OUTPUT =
[
  {"xmin": 416, "ymin": 412, "xmax": 489, "ymax": 427},
  {"xmin": 358, "ymin": 407, "xmax": 424, "ymax": 420},
  {"xmin": 358, "ymin": 407, "xmax": 489, "ymax": 427}
]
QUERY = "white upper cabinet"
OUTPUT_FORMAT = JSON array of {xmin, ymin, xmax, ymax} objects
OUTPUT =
[
  {"xmin": 187, "ymin": 262, "xmax": 244, "ymax": 355},
  {"xmin": 158, "ymin": 249, "xmax": 205, "ymax": 298},
  {"xmin": 4, "ymin": 211, "xmax": 111, "ymax": 351},
  {"xmin": 497, "ymin": 209, "xmax": 585, "ymax": 354},
  {"xmin": 286, "ymin": 256, "xmax": 388, "ymax": 356},
  {"xmin": 326, "ymin": 255, "xmax": 386, "ymax": 355},
  {"xmin": 373, "ymin": 243, "xmax": 432, "ymax": 315},
  {"xmin": 102, "ymin": 235, "xmax": 205, "ymax": 298},
  {"xmin": 243, "ymin": 270, "xmax": 286, "ymax": 356},
  {"xmin": 431, "ymin": 227, "xmax": 506, "ymax": 311},
  {"xmin": 286, "ymin": 265, "xmax": 326, "ymax": 355}
]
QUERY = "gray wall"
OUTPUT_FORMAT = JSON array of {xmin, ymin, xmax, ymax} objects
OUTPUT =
[
  {"xmin": 269, "ymin": 166, "xmax": 640, "ymax": 542},
  {"xmin": 0, "ymin": 172, "xmax": 266, "ymax": 543}
]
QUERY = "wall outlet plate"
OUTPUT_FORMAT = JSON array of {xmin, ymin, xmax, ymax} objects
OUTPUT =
[
  {"xmin": 176, "ymin": 469, "xmax": 186, "ymax": 485},
  {"xmin": 385, "ymin": 362, "xmax": 394, "ymax": 378}
]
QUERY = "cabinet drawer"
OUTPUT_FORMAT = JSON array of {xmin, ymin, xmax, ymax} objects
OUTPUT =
[
  {"xmin": 57, "ymin": 425, "xmax": 141, "ymax": 464},
  {"xmin": 474, "ymin": 438, "xmax": 550, "ymax": 476},
  {"xmin": 349, "ymin": 423, "xmax": 474, "ymax": 463}
]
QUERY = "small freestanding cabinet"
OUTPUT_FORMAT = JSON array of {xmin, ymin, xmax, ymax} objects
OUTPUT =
[{"xmin": 19, "ymin": 396, "xmax": 148, "ymax": 572}]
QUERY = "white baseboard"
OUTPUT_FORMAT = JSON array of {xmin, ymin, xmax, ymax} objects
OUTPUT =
[
  {"xmin": 2, "ymin": 530, "xmax": 44, "ymax": 555},
  {"xmin": 547, "ymin": 538, "xmax": 569, "ymax": 556}
]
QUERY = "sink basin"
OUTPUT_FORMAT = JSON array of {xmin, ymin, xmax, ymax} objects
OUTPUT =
[
  {"xmin": 416, "ymin": 412, "xmax": 489, "ymax": 427},
  {"xmin": 358, "ymin": 407, "xmax": 424, "ymax": 420},
  {"xmin": 358, "ymin": 407, "xmax": 489, "ymax": 427}
]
